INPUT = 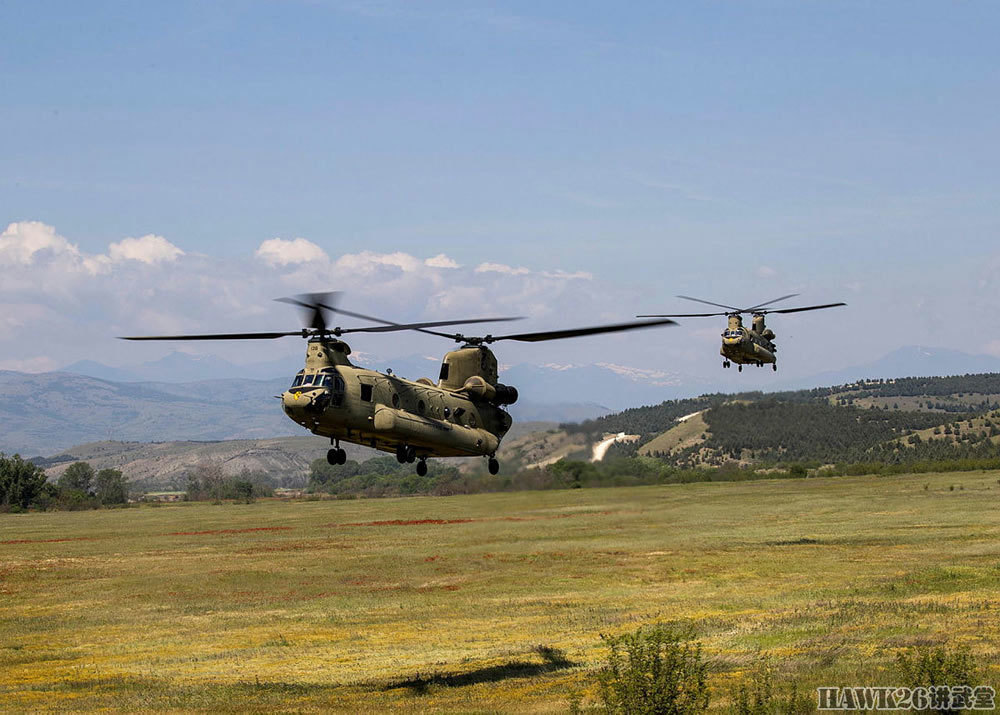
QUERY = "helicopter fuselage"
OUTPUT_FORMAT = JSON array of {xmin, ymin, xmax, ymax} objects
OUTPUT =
[
  {"xmin": 122, "ymin": 293, "xmax": 676, "ymax": 475},
  {"xmin": 638, "ymin": 294, "xmax": 844, "ymax": 373},
  {"xmin": 719, "ymin": 314, "xmax": 777, "ymax": 367},
  {"xmin": 720, "ymin": 330, "xmax": 776, "ymax": 365},
  {"xmin": 281, "ymin": 339, "xmax": 514, "ymax": 460}
]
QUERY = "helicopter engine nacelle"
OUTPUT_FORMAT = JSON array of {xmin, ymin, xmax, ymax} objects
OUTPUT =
[
  {"xmin": 494, "ymin": 383, "xmax": 518, "ymax": 406},
  {"xmin": 461, "ymin": 376, "xmax": 518, "ymax": 405},
  {"xmin": 461, "ymin": 375, "xmax": 496, "ymax": 401}
]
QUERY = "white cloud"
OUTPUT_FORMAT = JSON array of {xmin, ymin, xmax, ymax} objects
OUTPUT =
[
  {"xmin": 336, "ymin": 251, "xmax": 425, "ymax": 274},
  {"xmin": 475, "ymin": 262, "xmax": 531, "ymax": 275},
  {"xmin": 0, "ymin": 221, "xmax": 107, "ymax": 275},
  {"xmin": 424, "ymin": 253, "xmax": 460, "ymax": 269},
  {"xmin": 0, "ymin": 303, "xmax": 51, "ymax": 338},
  {"xmin": 983, "ymin": 340, "xmax": 1000, "ymax": 358},
  {"xmin": 108, "ymin": 235, "xmax": 184, "ymax": 264},
  {"xmin": 0, "ymin": 221, "xmax": 650, "ymax": 374},
  {"xmin": 335, "ymin": 250, "xmax": 423, "ymax": 274},
  {"xmin": 0, "ymin": 355, "xmax": 60, "ymax": 373},
  {"xmin": 256, "ymin": 237, "xmax": 329, "ymax": 266},
  {"xmin": 0, "ymin": 221, "xmax": 74, "ymax": 265},
  {"xmin": 756, "ymin": 265, "xmax": 777, "ymax": 279},
  {"xmin": 541, "ymin": 269, "xmax": 593, "ymax": 280}
]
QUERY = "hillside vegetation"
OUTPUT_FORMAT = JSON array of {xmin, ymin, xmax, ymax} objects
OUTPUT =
[
  {"xmin": 560, "ymin": 374, "xmax": 1000, "ymax": 471},
  {"xmin": 638, "ymin": 412, "xmax": 708, "ymax": 457},
  {"xmin": 36, "ymin": 437, "xmax": 352, "ymax": 491},
  {"xmin": 0, "ymin": 372, "xmax": 296, "ymax": 455},
  {"xmin": 18, "ymin": 372, "xmax": 1000, "ymax": 500}
]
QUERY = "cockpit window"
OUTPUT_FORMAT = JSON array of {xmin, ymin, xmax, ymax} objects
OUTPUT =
[
  {"xmin": 302, "ymin": 374, "xmax": 315, "ymax": 385},
  {"xmin": 291, "ymin": 373, "xmax": 304, "ymax": 387}
]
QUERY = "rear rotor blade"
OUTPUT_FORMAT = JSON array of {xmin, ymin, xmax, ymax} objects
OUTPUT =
[
  {"xmin": 489, "ymin": 318, "xmax": 676, "ymax": 343},
  {"xmin": 636, "ymin": 311, "xmax": 728, "ymax": 318},
  {"xmin": 762, "ymin": 302, "xmax": 847, "ymax": 315},
  {"xmin": 742, "ymin": 293, "xmax": 799, "ymax": 312},
  {"xmin": 340, "ymin": 316, "xmax": 524, "ymax": 334},
  {"xmin": 676, "ymin": 295, "xmax": 743, "ymax": 312},
  {"xmin": 121, "ymin": 330, "xmax": 306, "ymax": 341}
]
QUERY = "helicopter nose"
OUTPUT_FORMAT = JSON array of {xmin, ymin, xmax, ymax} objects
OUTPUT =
[{"xmin": 282, "ymin": 390, "xmax": 313, "ymax": 414}]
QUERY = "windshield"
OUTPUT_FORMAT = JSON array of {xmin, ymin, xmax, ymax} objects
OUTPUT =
[{"xmin": 290, "ymin": 372, "xmax": 343, "ymax": 390}]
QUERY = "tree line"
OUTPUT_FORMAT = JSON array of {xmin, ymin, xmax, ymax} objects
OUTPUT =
[{"xmin": 1, "ymin": 454, "xmax": 127, "ymax": 512}]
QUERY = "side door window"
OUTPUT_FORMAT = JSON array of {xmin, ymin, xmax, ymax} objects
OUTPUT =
[{"xmin": 328, "ymin": 374, "xmax": 345, "ymax": 407}]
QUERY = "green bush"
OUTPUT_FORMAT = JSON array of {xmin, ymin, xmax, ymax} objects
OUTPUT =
[
  {"xmin": 729, "ymin": 658, "xmax": 811, "ymax": 715},
  {"xmin": 94, "ymin": 468, "xmax": 128, "ymax": 505},
  {"xmin": 895, "ymin": 645, "xmax": 980, "ymax": 714},
  {"xmin": 596, "ymin": 624, "xmax": 709, "ymax": 714},
  {"xmin": 0, "ymin": 453, "xmax": 49, "ymax": 510}
]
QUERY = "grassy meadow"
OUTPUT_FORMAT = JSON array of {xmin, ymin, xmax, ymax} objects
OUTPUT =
[{"xmin": 2, "ymin": 471, "xmax": 999, "ymax": 712}]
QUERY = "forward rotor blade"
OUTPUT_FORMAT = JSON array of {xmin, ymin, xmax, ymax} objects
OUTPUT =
[
  {"xmin": 762, "ymin": 302, "xmax": 847, "ymax": 315},
  {"xmin": 279, "ymin": 295, "xmax": 523, "ymax": 335},
  {"xmin": 340, "ymin": 316, "xmax": 524, "ymax": 334},
  {"xmin": 274, "ymin": 292, "xmax": 341, "ymax": 312},
  {"xmin": 636, "ymin": 312, "xmax": 728, "ymax": 318},
  {"xmin": 121, "ymin": 330, "xmax": 306, "ymax": 341},
  {"xmin": 275, "ymin": 292, "xmax": 341, "ymax": 332},
  {"xmin": 742, "ymin": 293, "xmax": 799, "ymax": 312},
  {"xmin": 491, "ymin": 318, "xmax": 676, "ymax": 343},
  {"xmin": 318, "ymin": 304, "xmax": 393, "ymax": 326},
  {"xmin": 676, "ymin": 295, "xmax": 743, "ymax": 312}
]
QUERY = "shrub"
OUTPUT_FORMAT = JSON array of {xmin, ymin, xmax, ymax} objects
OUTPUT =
[
  {"xmin": 0, "ymin": 453, "xmax": 49, "ymax": 510},
  {"xmin": 895, "ymin": 645, "xmax": 980, "ymax": 714},
  {"xmin": 729, "ymin": 658, "xmax": 811, "ymax": 715},
  {"xmin": 58, "ymin": 461, "xmax": 95, "ymax": 494},
  {"xmin": 787, "ymin": 464, "xmax": 807, "ymax": 478},
  {"xmin": 94, "ymin": 468, "xmax": 128, "ymax": 505},
  {"xmin": 596, "ymin": 624, "xmax": 709, "ymax": 714}
]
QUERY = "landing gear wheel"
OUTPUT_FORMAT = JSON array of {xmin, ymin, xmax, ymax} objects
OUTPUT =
[
  {"xmin": 723, "ymin": 360, "xmax": 729, "ymax": 368},
  {"xmin": 328, "ymin": 448, "xmax": 347, "ymax": 465},
  {"xmin": 416, "ymin": 459, "xmax": 428, "ymax": 477},
  {"xmin": 396, "ymin": 444, "xmax": 416, "ymax": 464},
  {"xmin": 488, "ymin": 458, "xmax": 500, "ymax": 475},
  {"xmin": 772, "ymin": 364, "xmax": 777, "ymax": 372},
  {"xmin": 738, "ymin": 364, "xmax": 742, "ymax": 372}
]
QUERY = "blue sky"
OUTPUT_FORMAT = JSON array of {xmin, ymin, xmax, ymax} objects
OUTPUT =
[{"xmin": 2, "ymin": 1, "xmax": 999, "ymax": 381}]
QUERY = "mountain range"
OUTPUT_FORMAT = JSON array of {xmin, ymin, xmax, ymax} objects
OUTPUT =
[{"xmin": 1, "ymin": 345, "xmax": 997, "ymax": 457}]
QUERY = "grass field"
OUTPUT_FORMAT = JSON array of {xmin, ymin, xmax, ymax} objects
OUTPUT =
[{"xmin": 2, "ymin": 471, "xmax": 999, "ymax": 712}]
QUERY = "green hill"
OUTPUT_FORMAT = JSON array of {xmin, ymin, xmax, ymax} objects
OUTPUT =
[{"xmin": 20, "ymin": 372, "xmax": 1000, "ymax": 496}]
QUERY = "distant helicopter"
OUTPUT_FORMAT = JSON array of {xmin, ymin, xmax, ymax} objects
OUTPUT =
[
  {"xmin": 123, "ymin": 294, "xmax": 675, "ymax": 475},
  {"xmin": 638, "ymin": 294, "xmax": 845, "ymax": 372}
]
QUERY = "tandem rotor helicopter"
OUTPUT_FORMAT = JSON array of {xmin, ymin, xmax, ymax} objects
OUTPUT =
[
  {"xmin": 123, "ymin": 294, "xmax": 675, "ymax": 476},
  {"xmin": 638, "ymin": 294, "xmax": 846, "ymax": 372}
]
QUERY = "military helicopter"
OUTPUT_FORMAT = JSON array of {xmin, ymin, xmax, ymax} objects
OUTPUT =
[
  {"xmin": 123, "ymin": 294, "xmax": 675, "ymax": 475},
  {"xmin": 637, "ymin": 294, "xmax": 845, "ymax": 372}
]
